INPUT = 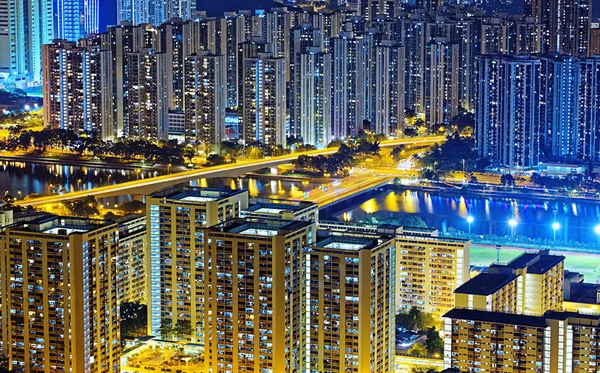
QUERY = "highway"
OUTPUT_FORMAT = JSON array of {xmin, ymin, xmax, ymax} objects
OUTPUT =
[
  {"xmin": 311, "ymin": 175, "xmax": 395, "ymax": 207},
  {"xmin": 16, "ymin": 136, "xmax": 445, "ymax": 207}
]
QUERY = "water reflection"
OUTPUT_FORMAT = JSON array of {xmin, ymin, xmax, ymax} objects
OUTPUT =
[
  {"xmin": 335, "ymin": 188, "xmax": 600, "ymax": 243},
  {"xmin": 1, "ymin": 162, "xmax": 324, "ymax": 205},
  {"xmin": 0, "ymin": 161, "xmax": 162, "ymax": 197}
]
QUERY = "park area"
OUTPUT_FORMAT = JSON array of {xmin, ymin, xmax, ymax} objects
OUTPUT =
[
  {"xmin": 469, "ymin": 244, "xmax": 600, "ymax": 282},
  {"xmin": 121, "ymin": 339, "xmax": 204, "ymax": 373}
]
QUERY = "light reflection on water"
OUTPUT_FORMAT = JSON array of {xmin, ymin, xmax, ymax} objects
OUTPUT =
[
  {"xmin": 336, "ymin": 189, "xmax": 600, "ymax": 243},
  {"xmin": 0, "ymin": 162, "xmax": 323, "ymax": 206}
]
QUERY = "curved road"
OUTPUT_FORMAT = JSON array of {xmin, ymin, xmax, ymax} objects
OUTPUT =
[{"xmin": 16, "ymin": 136, "xmax": 445, "ymax": 207}]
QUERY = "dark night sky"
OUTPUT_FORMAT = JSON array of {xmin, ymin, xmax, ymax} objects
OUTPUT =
[{"xmin": 99, "ymin": 0, "xmax": 600, "ymax": 33}]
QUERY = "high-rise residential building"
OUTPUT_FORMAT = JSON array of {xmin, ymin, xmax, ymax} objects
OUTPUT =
[
  {"xmin": 0, "ymin": 0, "xmax": 54, "ymax": 86},
  {"xmin": 117, "ymin": 214, "xmax": 147, "ymax": 305},
  {"xmin": 161, "ymin": 19, "xmax": 185, "ymax": 111},
  {"xmin": 298, "ymin": 47, "xmax": 332, "ymax": 148},
  {"xmin": 578, "ymin": 56, "xmax": 600, "ymax": 160},
  {"xmin": 290, "ymin": 23, "xmax": 323, "ymax": 137},
  {"xmin": 397, "ymin": 16, "xmax": 427, "ymax": 115},
  {"xmin": 360, "ymin": 0, "xmax": 399, "ymax": 21},
  {"xmin": 42, "ymin": 40, "xmax": 114, "ymax": 139},
  {"xmin": 374, "ymin": 41, "xmax": 405, "ymax": 136},
  {"xmin": 265, "ymin": 8, "xmax": 291, "ymax": 79},
  {"xmin": 443, "ymin": 309, "xmax": 600, "ymax": 372},
  {"xmin": 539, "ymin": 54, "xmax": 580, "ymax": 158},
  {"xmin": 54, "ymin": 0, "xmax": 98, "ymax": 41},
  {"xmin": 0, "ymin": 216, "xmax": 120, "ymax": 372},
  {"xmin": 454, "ymin": 250, "xmax": 564, "ymax": 316},
  {"xmin": 332, "ymin": 32, "xmax": 366, "ymax": 139},
  {"xmin": 203, "ymin": 218, "xmax": 316, "ymax": 373},
  {"xmin": 476, "ymin": 54, "xmax": 542, "ymax": 169},
  {"xmin": 424, "ymin": 38, "xmax": 459, "ymax": 131},
  {"xmin": 183, "ymin": 52, "xmax": 227, "ymax": 144},
  {"xmin": 318, "ymin": 221, "xmax": 470, "ymax": 317},
  {"xmin": 219, "ymin": 12, "xmax": 248, "ymax": 108},
  {"xmin": 590, "ymin": 25, "xmax": 600, "ymax": 56},
  {"xmin": 305, "ymin": 231, "xmax": 396, "ymax": 373},
  {"xmin": 241, "ymin": 52, "xmax": 287, "ymax": 146},
  {"xmin": 395, "ymin": 227, "xmax": 470, "ymax": 316},
  {"xmin": 123, "ymin": 49, "xmax": 170, "ymax": 140},
  {"xmin": 146, "ymin": 186, "xmax": 249, "ymax": 344},
  {"xmin": 117, "ymin": 0, "xmax": 197, "ymax": 25},
  {"xmin": 544, "ymin": 0, "xmax": 591, "ymax": 58}
]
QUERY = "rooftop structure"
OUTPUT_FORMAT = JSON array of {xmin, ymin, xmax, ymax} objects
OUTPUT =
[{"xmin": 242, "ymin": 198, "xmax": 318, "ymax": 222}]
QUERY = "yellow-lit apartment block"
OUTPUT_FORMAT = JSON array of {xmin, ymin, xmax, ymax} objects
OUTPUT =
[
  {"xmin": 203, "ymin": 218, "xmax": 316, "ymax": 373},
  {"xmin": 318, "ymin": 221, "xmax": 470, "ymax": 317},
  {"xmin": 305, "ymin": 231, "xmax": 397, "ymax": 373},
  {"xmin": 444, "ymin": 309, "xmax": 600, "ymax": 372},
  {"xmin": 117, "ymin": 214, "xmax": 146, "ymax": 304},
  {"xmin": 146, "ymin": 186, "xmax": 248, "ymax": 343},
  {"xmin": 0, "ymin": 215, "xmax": 120, "ymax": 373},
  {"xmin": 444, "ymin": 250, "xmax": 576, "ymax": 372},
  {"xmin": 454, "ymin": 250, "xmax": 564, "ymax": 315}
]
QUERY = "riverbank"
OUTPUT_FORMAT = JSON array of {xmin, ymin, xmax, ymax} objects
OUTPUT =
[
  {"xmin": 0, "ymin": 154, "xmax": 186, "ymax": 171},
  {"xmin": 391, "ymin": 182, "xmax": 600, "ymax": 204}
]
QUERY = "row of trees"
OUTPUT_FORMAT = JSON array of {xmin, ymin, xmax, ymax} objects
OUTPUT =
[
  {"xmin": 415, "ymin": 133, "xmax": 490, "ymax": 180},
  {"xmin": 0, "ymin": 128, "xmax": 189, "ymax": 165},
  {"xmin": 293, "ymin": 132, "xmax": 382, "ymax": 177}
]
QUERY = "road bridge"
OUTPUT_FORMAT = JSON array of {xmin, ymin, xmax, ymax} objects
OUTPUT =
[{"xmin": 16, "ymin": 137, "xmax": 444, "ymax": 207}]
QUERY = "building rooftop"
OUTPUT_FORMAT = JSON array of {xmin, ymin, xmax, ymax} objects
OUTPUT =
[
  {"xmin": 444, "ymin": 308, "xmax": 548, "ymax": 327},
  {"xmin": 208, "ymin": 218, "xmax": 313, "ymax": 237},
  {"xmin": 7, "ymin": 215, "xmax": 115, "ymax": 235},
  {"xmin": 150, "ymin": 185, "xmax": 246, "ymax": 203},
  {"xmin": 502, "ymin": 251, "xmax": 564, "ymax": 274},
  {"xmin": 314, "ymin": 235, "xmax": 383, "ymax": 252},
  {"xmin": 244, "ymin": 199, "xmax": 317, "ymax": 217},
  {"xmin": 454, "ymin": 273, "xmax": 517, "ymax": 295}
]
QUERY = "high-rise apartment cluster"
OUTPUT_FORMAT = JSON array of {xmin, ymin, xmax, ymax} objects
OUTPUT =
[
  {"xmin": 40, "ymin": 5, "xmax": 544, "ymax": 148},
  {"xmin": 141, "ymin": 185, "xmax": 470, "ymax": 372},
  {"xmin": 476, "ymin": 54, "xmax": 600, "ymax": 169},
  {"xmin": 443, "ymin": 250, "xmax": 600, "ymax": 371}
]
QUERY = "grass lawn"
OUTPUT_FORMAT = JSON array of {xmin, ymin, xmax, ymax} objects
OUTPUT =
[{"xmin": 470, "ymin": 245, "xmax": 600, "ymax": 282}]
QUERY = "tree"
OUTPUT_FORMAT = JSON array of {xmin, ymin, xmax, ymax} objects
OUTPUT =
[
  {"xmin": 391, "ymin": 145, "xmax": 406, "ymax": 162},
  {"xmin": 426, "ymin": 327, "xmax": 444, "ymax": 356},
  {"xmin": 500, "ymin": 174, "xmax": 516, "ymax": 187},
  {"xmin": 157, "ymin": 320, "xmax": 173, "ymax": 340},
  {"xmin": 173, "ymin": 319, "xmax": 193, "ymax": 341},
  {"xmin": 183, "ymin": 146, "xmax": 196, "ymax": 164},
  {"xmin": 327, "ymin": 140, "xmax": 343, "ymax": 148},
  {"xmin": 66, "ymin": 195, "xmax": 99, "ymax": 217},
  {"xmin": 407, "ymin": 342, "xmax": 428, "ymax": 357},
  {"xmin": 120, "ymin": 302, "xmax": 148, "ymax": 338},
  {"xmin": 118, "ymin": 200, "xmax": 146, "ymax": 214},
  {"xmin": 0, "ymin": 354, "xmax": 13, "ymax": 373},
  {"xmin": 205, "ymin": 154, "xmax": 229, "ymax": 167}
]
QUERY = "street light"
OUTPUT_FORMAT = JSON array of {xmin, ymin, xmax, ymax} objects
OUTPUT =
[
  {"xmin": 552, "ymin": 221, "xmax": 560, "ymax": 241},
  {"xmin": 466, "ymin": 215, "xmax": 474, "ymax": 234},
  {"xmin": 508, "ymin": 218, "xmax": 517, "ymax": 236},
  {"xmin": 594, "ymin": 225, "xmax": 600, "ymax": 244}
]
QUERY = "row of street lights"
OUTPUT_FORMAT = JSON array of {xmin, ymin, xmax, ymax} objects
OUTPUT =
[{"xmin": 465, "ymin": 215, "xmax": 600, "ymax": 243}]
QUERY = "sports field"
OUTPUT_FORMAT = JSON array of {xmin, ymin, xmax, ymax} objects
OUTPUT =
[{"xmin": 470, "ymin": 245, "xmax": 600, "ymax": 282}]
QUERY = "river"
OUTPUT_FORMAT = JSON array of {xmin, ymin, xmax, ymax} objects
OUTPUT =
[
  {"xmin": 330, "ymin": 186, "xmax": 600, "ymax": 245},
  {"xmin": 0, "ymin": 161, "xmax": 324, "ymax": 201}
]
